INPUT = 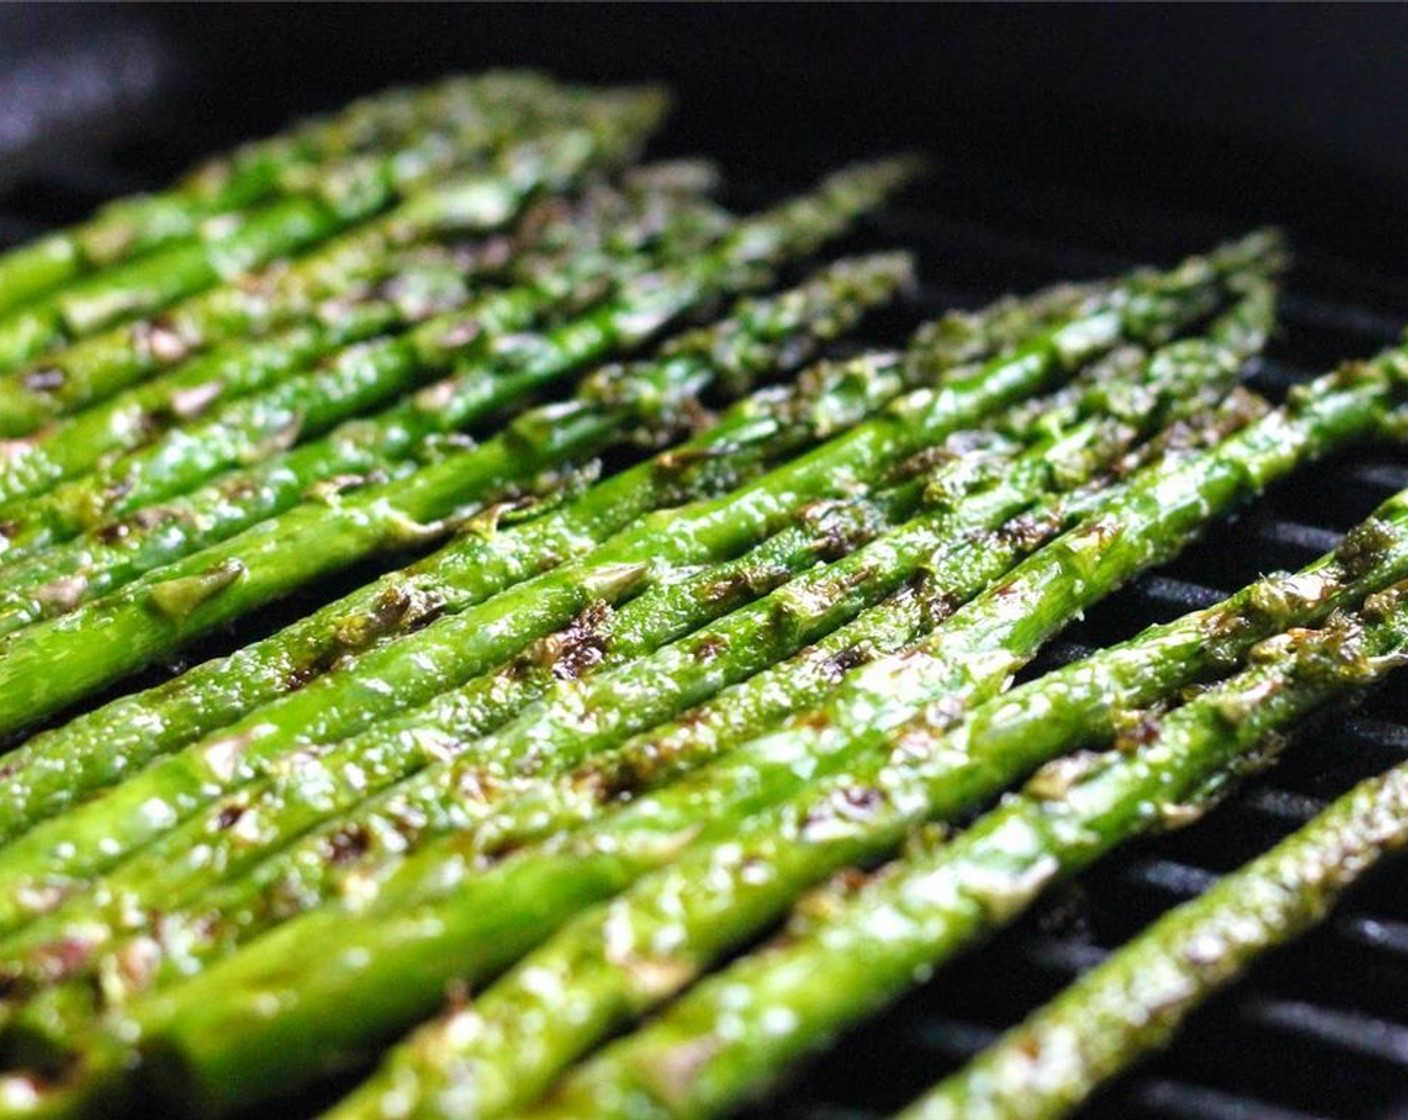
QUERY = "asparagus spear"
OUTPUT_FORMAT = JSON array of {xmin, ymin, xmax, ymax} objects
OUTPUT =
[
  {"xmin": 0, "ymin": 71, "xmax": 565, "ymax": 314},
  {"xmin": 0, "ymin": 473, "xmax": 925, "ymax": 996},
  {"xmin": 895, "ymin": 759, "xmax": 1408, "ymax": 1120},
  {"xmin": 0, "ymin": 268, "xmax": 1079, "ymax": 844},
  {"xmin": 0, "ymin": 487, "xmax": 903, "ymax": 1067},
  {"xmin": 0, "ymin": 237, "xmax": 1264, "ymax": 942},
  {"xmin": 355, "ymin": 410, "xmax": 1408, "ymax": 1120},
  {"xmin": 523, "ymin": 578, "xmax": 1408, "ymax": 1120},
  {"xmin": 0, "ymin": 260, "xmax": 442, "ymax": 513},
  {"xmin": 0, "ymin": 158, "xmax": 913, "ymax": 626},
  {"xmin": 0, "ymin": 186, "xmax": 730, "ymax": 567},
  {"xmin": 0, "ymin": 253, "xmax": 912, "ymax": 910},
  {"xmin": 2, "ymin": 343, "xmax": 1244, "ymax": 1093},
  {"xmin": 130, "ymin": 334, "xmax": 1405, "ymax": 1120},
  {"xmin": 131, "ymin": 325, "xmax": 1232, "ymax": 924},
  {"xmin": 0, "ymin": 340, "xmax": 1198, "ymax": 1070},
  {"xmin": 0, "ymin": 85, "xmax": 667, "ymax": 376},
  {"xmin": 532, "ymin": 335, "xmax": 1271, "ymax": 829},
  {"xmin": 0, "ymin": 176, "xmax": 724, "ymax": 511}
]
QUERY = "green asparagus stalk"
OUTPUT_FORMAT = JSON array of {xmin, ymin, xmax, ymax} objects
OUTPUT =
[
  {"xmin": 0, "ymin": 256, "xmax": 449, "ymax": 513},
  {"xmin": 0, "ymin": 235, "xmax": 1265, "ymax": 943},
  {"xmin": 0, "ymin": 342, "xmax": 1255, "ymax": 1087},
  {"xmin": 0, "ymin": 174, "xmax": 503, "ymax": 438},
  {"xmin": 0, "ymin": 254, "xmax": 913, "ymax": 911},
  {"xmin": 520, "ymin": 579, "xmax": 1408, "ymax": 1120},
  {"xmin": 0, "ymin": 187, "xmax": 731, "ymax": 569},
  {"xmin": 12, "ymin": 298, "xmax": 1265, "ymax": 1117},
  {"xmin": 0, "ymin": 85, "xmax": 667, "ymax": 376},
  {"xmin": 0, "ymin": 71, "xmax": 565, "ymax": 314},
  {"xmin": 0, "ymin": 485, "xmax": 897, "ymax": 1068},
  {"xmin": 123, "ymin": 334, "xmax": 1403, "ymax": 1120},
  {"xmin": 537, "ymin": 356, "xmax": 1271, "ymax": 827},
  {"xmin": 362, "ymin": 420, "xmax": 1408, "ymax": 1120},
  {"xmin": 0, "ymin": 263, "xmax": 1090, "ymax": 855},
  {"xmin": 0, "ymin": 356, "xmax": 1187, "ymax": 1077},
  {"xmin": 0, "ymin": 355, "xmax": 886, "ymax": 834},
  {"xmin": 434, "ymin": 368, "xmax": 1408, "ymax": 1120},
  {"xmin": 895, "ymin": 759, "xmax": 1408, "ymax": 1120},
  {"xmin": 226, "ymin": 402, "xmax": 1241, "ymax": 1120},
  {"xmin": 0, "ymin": 175, "xmax": 724, "ymax": 511},
  {"xmin": 110, "ymin": 322, "xmax": 1236, "ymax": 941}
]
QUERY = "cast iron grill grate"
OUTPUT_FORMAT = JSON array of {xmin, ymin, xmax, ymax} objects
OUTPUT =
[{"xmin": 2, "ymin": 68, "xmax": 1407, "ymax": 1120}]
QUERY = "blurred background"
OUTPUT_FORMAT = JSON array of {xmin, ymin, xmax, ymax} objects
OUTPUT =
[{"xmin": 2, "ymin": 4, "xmax": 1407, "ymax": 290}]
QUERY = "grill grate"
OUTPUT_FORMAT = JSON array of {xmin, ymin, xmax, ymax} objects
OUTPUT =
[{"xmin": 2, "ymin": 53, "xmax": 1407, "ymax": 1120}]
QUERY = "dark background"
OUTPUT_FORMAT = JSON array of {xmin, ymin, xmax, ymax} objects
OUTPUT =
[{"xmin": 3, "ymin": 4, "xmax": 1408, "ymax": 292}]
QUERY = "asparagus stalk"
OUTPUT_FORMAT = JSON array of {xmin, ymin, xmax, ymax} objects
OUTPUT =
[
  {"xmin": 895, "ymin": 759, "xmax": 1408, "ymax": 1120},
  {"xmin": 387, "ymin": 432, "xmax": 1408, "ymax": 1120},
  {"xmin": 183, "ymin": 432, "xmax": 1169, "ymax": 944},
  {"xmin": 0, "ymin": 85, "xmax": 667, "ymax": 376},
  {"xmin": 0, "ymin": 175, "xmax": 724, "ymax": 511},
  {"xmin": 0, "ymin": 259, "xmax": 442, "ymax": 513},
  {"xmin": 452, "ymin": 365, "xmax": 1408, "ymax": 1120},
  {"xmin": 0, "ymin": 377, "xmax": 1144, "ymax": 1073},
  {"xmin": 0, "ymin": 161, "xmax": 911, "ymax": 657},
  {"xmin": 0, "ymin": 343, "xmax": 1243, "ymax": 1085},
  {"xmin": 0, "ymin": 266, "xmax": 1082, "ymax": 847},
  {"xmin": 0, "ymin": 253, "xmax": 912, "ymax": 914},
  {"xmin": 0, "ymin": 353, "xmax": 888, "ymax": 836},
  {"xmin": 0, "ymin": 71, "xmax": 566, "ymax": 314},
  {"xmin": 0, "ymin": 187, "xmax": 730, "ymax": 569},
  {"xmin": 0, "ymin": 235, "xmax": 1265, "ymax": 935},
  {"xmin": 134, "ymin": 334, "xmax": 1405, "ymax": 1120},
  {"xmin": 0, "ymin": 488, "xmax": 903, "ymax": 1069},
  {"xmin": 116, "ymin": 322, "xmax": 1235, "ymax": 940},
  {"xmin": 523, "ymin": 579, "xmax": 1408, "ymax": 1120},
  {"xmin": 535, "ymin": 333, "xmax": 1273, "ymax": 827}
]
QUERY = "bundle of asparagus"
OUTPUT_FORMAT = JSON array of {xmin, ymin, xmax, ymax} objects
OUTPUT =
[{"xmin": 0, "ymin": 69, "xmax": 1403, "ymax": 1120}]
